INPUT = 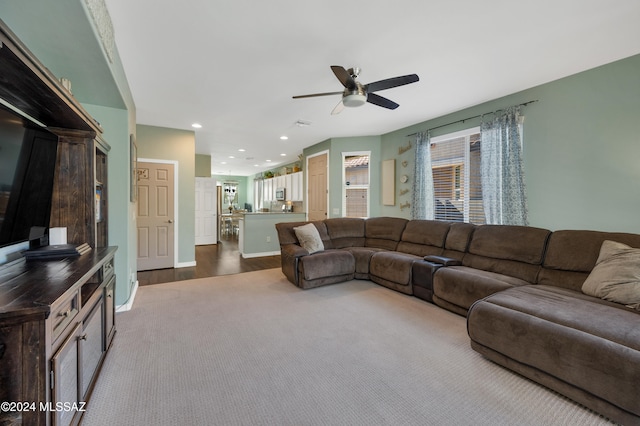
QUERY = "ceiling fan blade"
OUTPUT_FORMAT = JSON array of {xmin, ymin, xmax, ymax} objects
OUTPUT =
[
  {"xmin": 292, "ymin": 91, "xmax": 343, "ymax": 99},
  {"xmin": 367, "ymin": 93, "xmax": 399, "ymax": 110},
  {"xmin": 366, "ymin": 74, "xmax": 419, "ymax": 93},
  {"xmin": 331, "ymin": 65, "xmax": 356, "ymax": 89},
  {"xmin": 331, "ymin": 100, "xmax": 345, "ymax": 115}
]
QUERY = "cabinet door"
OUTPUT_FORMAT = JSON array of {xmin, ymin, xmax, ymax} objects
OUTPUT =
[
  {"xmin": 80, "ymin": 299, "xmax": 105, "ymax": 400},
  {"xmin": 292, "ymin": 172, "xmax": 303, "ymax": 201},
  {"xmin": 51, "ymin": 323, "xmax": 81, "ymax": 426},
  {"xmin": 104, "ymin": 275, "xmax": 116, "ymax": 349},
  {"xmin": 264, "ymin": 179, "xmax": 273, "ymax": 202},
  {"xmin": 284, "ymin": 174, "xmax": 293, "ymax": 201}
]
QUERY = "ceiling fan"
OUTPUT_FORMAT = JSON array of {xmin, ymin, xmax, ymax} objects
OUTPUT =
[{"xmin": 293, "ymin": 65, "xmax": 419, "ymax": 115}]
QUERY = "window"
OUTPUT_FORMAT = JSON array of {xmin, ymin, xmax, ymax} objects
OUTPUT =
[
  {"xmin": 342, "ymin": 152, "xmax": 370, "ymax": 218},
  {"xmin": 430, "ymin": 128, "xmax": 485, "ymax": 224}
]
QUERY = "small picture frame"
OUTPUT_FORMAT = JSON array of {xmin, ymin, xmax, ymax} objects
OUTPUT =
[{"xmin": 130, "ymin": 134, "xmax": 137, "ymax": 202}]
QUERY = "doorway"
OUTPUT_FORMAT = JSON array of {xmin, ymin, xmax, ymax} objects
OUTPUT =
[{"xmin": 136, "ymin": 161, "xmax": 176, "ymax": 271}]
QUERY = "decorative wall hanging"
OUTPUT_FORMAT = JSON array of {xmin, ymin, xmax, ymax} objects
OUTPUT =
[
  {"xmin": 382, "ymin": 159, "xmax": 395, "ymax": 206},
  {"xmin": 400, "ymin": 202, "xmax": 410, "ymax": 211},
  {"xmin": 398, "ymin": 141, "xmax": 412, "ymax": 155}
]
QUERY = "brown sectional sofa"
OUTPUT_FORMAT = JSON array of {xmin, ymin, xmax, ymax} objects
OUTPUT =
[{"xmin": 275, "ymin": 217, "xmax": 640, "ymax": 425}]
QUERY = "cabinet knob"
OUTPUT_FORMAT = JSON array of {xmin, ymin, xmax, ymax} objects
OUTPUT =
[{"xmin": 59, "ymin": 309, "xmax": 71, "ymax": 318}]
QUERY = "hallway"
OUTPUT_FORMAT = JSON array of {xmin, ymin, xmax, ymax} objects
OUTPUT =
[{"xmin": 137, "ymin": 235, "xmax": 281, "ymax": 286}]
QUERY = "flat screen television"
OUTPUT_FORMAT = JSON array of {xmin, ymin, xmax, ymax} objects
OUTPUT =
[{"xmin": 0, "ymin": 102, "xmax": 59, "ymax": 248}]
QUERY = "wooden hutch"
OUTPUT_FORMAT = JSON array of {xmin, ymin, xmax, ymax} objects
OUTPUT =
[{"xmin": 0, "ymin": 19, "xmax": 117, "ymax": 426}]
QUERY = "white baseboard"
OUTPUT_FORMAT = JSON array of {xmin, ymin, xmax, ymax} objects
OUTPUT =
[
  {"xmin": 241, "ymin": 250, "xmax": 281, "ymax": 259},
  {"xmin": 176, "ymin": 261, "xmax": 197, "ymax": 268},
  {"xmin": 116, "ymin": 280, "xmax": 139, "ymax": 312}
]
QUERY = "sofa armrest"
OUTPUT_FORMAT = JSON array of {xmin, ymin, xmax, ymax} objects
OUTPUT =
[
  {"xmin": 281, "ymin": 243, "xmax": 309, "ymax": 258},
  {"xmin": 424, "ymin": 255, "xmax": 462, "ymax": 266},
  {"xmin": 280, "ymin": 244, "xmax": 309, "ymax": 287}
]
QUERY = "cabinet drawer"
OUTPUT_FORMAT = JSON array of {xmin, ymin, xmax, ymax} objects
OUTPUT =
[
  {"xmin": 51, "ymin": 293, "xmax": 79, "ymax": 341},
  {"xmin": 102, "ymin": 258, "xmax": 114, "ymax": 280}
]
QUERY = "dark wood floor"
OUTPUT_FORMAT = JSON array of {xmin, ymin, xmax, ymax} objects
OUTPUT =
[{"xmin": 137, "ymin": 235, "xmax": 281, "ymax": 286}]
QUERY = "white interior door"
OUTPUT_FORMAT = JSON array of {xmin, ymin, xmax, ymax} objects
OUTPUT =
[
  {"xmin": 195, "ymin": 177, "xmax": 217, "ymax": 245},
  {"xmin": 137, "ymin": 161, "xmax": 175, "ymax": 271}
]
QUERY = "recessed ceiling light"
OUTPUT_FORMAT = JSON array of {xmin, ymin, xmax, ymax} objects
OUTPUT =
[
  {"xmin": 280, "ymin": 136, "xmax": 288, "ymax": 140},
  {"xmin": 280, "ymin": 153, "xmax": 286, "ymax": 156},
  {"xmin": 238, "ymin": 148, "xmax": 246, "ymax": 152},
  {"xmin": 221, "ymin": 161, "xmax": 227, "ymax": 165},
  {"xmin": 228, "ymin": 156, "xmax": 235, "ymax": 159},
  {"xmin": 192, "ymin": 123, "xmax": 202, "ymax": 129},
  {"xmin": 266, "ymin": 159, "xmax": 272, "ymax": 162}
]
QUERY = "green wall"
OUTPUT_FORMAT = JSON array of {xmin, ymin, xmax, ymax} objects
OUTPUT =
[
  {"xmin": 379, "ymin": 54, "xmax": 640, "ymax": 233},
  {"xmin": 136, "ymin": 125, "xmax": 196, "ymax": 266},
  {"xmin": 195, "ymin": 154, "xmax": 212, "ymax": 177},
  {"xmin": 83, "ymin": 104, "xmax": 136, "ymax": 306},
  {"xmin": 212, "ymin": 175, "xmax": 251, "ymax": 209}
]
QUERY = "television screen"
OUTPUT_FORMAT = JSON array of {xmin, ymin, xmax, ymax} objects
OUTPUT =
[{"xmin": 0, "ymin": 104, "xmax": 59, "ymax": 247}]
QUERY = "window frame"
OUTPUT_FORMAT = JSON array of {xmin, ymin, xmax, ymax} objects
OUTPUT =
[
  {"xmin": 341, "ymin": 151, "xmax": 370, "ymax": 218},
  {"xmin": 430, "ymin": 127, "xmax": 480, "ymax": 223}
]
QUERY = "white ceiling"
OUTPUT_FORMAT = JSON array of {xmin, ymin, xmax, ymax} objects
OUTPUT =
[{"xmin": 104, "ymin": 0, "xmax": 640, "ymax": 177}]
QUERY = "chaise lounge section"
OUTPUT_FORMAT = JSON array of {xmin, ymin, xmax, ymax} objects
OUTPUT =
[{"xmin": 275, "ymin": 217, "xmax": 640, "ymax": 425}]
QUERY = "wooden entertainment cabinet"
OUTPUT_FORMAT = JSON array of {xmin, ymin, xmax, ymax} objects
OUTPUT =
[{"xmin": 0, "ymin": 19, "xmax": 117, "ymax": 426}]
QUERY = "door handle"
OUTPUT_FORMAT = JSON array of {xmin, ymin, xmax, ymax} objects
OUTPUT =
[{"xmin": 168, "ymin": 220, "xmax": 174, "ymax": 223}]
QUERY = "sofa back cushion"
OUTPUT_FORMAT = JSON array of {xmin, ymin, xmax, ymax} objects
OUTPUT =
[
  {"xmin": 441, "ymin": 222, "xmax": 475, "ymax": 260},
  {"xmin": 365, "ymin": 217, "xmax": 408, "ymax": 250},
  {"xmin": 462, "ymin": 224, "xmax": 551, "ymax": 283},
  {"xmin": 539, "ymin": 230, "xmax": 640, "ymax": 291},
  {"xmin": 325, "ymin": 218, "xmax": 365, "ymax": 248},
  {"xmin": 275, "ymin": 221, "xmax": 333, "ymax": 249},
  {"xmin": 397, "ymin": 220, "xmax": 449, "ymax": 256}
]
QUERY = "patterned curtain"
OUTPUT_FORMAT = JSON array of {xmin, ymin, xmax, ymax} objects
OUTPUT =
[
  {"xmin": 411, "ymin": 131, "xmax": 434, "ymax": 220},
  {"xmin": 480, "ymin": 106, "xmax": 528, "ymax": 225}
]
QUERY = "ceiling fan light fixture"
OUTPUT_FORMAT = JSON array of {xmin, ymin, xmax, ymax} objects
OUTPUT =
[{"xmin": 343, "ymin": 93, "xmax": 367, "ymax": 107}]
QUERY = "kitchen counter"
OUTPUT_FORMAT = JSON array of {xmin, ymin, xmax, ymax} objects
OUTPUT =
[
  {"xmin": 238, "ymin": 212, "xmax": 306, "ymax": 258},
  {"xmin": 242, "ymin": 211, "xmax": 305, "ymax": 215}
]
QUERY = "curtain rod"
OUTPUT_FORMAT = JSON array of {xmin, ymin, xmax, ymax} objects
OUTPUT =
[{"xmin": 406, "ymin": 100, "xmax": 538, "ymax": 137}]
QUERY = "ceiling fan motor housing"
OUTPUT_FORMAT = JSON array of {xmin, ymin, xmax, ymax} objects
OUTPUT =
[{"xmin": 343, "ymin": 83, "xmax": 367, "ymax": 107}]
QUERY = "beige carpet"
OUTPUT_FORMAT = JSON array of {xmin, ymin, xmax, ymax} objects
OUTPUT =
[{"xmin": 82, "ymin": 268, "xmax": 613, "ymax": 426}]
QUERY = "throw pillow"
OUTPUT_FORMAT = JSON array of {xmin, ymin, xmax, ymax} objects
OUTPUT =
[
  {"xmin": 293, "ymin": 223, "xmax": 324, "ymax": 254},
  {"xmin": 582, "ymin": 240, "xmax": 640, "ymax": 310}
]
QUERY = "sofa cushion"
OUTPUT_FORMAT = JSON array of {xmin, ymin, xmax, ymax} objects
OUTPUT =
[
  {"xmin": 293, "ymin": 223, "xmax": 325, "ymax": 254},
  {"xmin": 370, "ymin": 251, "xmax": 421, "ymax": 286},
  {"xmin": 276, "ymin": 221, "xmax": 332, "ymax": 249},
  {"xmin": 582, "ymin": 240, "xmax": 640, "ymax": 310},
  {"xmin": 298, "ymin": 249, "xmax": 355, "ymax": 281},
  {"xmin": 343, "ymin": 246, "xmax": 386, "ymax": 278},
  {"xmin": 369, "ymin": 251, "xmax": 422, "ymax": 295},
  {"xmin": 433, "ymin": 266, "xmax": 530, "ymax": 313},
  {"xmin": 462, "ymin": 225, "xmax": 550, "ymax": 283},
  {"xmin": 441, "ymin": 222, "xmax": 475, "ymax": 260},
  {"xmin": 539, "ymin": 230, "xmax": 640, "ymax": 292},
  {"xmin": 325, "ymin": 218, "xmax": 365, "ymax": 248},
  {"xmin": 364, "ymin": 217, "xmax": 407, "ymax": 250},
  {"xmin": 397, "ymin": 220, "xmax": 449, "ymax": 256}
]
